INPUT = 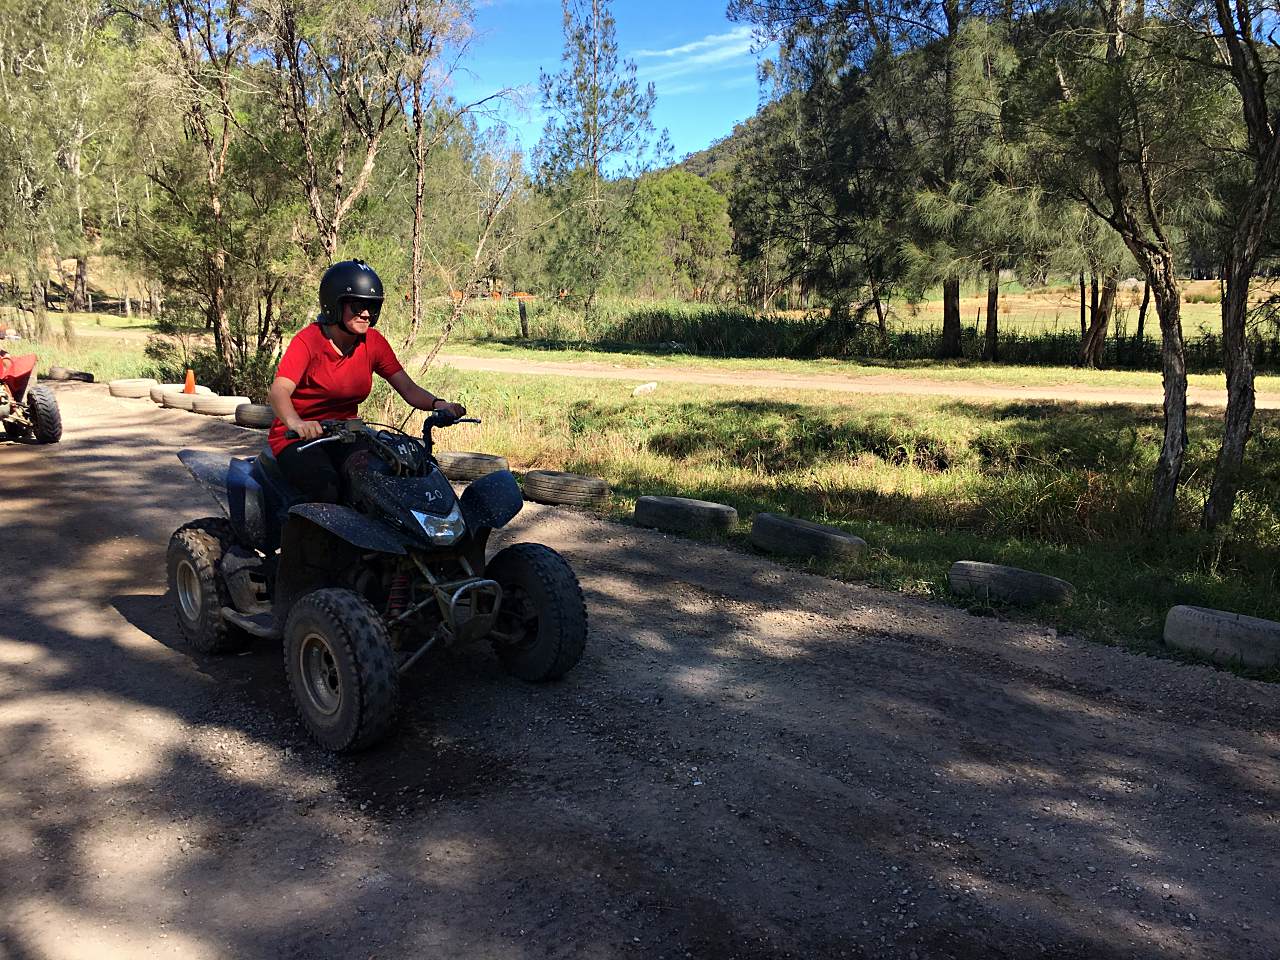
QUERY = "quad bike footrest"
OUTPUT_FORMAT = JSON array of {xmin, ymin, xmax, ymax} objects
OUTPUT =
[{"xmin": 221, "ymin": 607, "xmax": 281, "ymax": 639}]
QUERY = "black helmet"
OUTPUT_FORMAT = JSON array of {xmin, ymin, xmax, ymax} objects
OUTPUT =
[{"xmin": 318, "ymin": 259, "xmax": 384, "ymax": 326}]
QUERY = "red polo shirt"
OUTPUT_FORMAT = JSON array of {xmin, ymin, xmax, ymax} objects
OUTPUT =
[{"xmin": 268, "ymin": 323, "xmax": 404, "ymax": 454}]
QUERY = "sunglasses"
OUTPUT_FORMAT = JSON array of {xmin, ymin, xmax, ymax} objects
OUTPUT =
[{"xmin": 343, "ymin": 299, "xmax": 382, "ymax": 319}]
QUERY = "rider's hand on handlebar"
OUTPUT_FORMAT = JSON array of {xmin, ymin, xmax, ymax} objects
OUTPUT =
[
  {"xmin": 289, "ymin": 419, "xmax": 325, "ymax": 441},
  {"xmin": 434, "ymin": 401, "xmax": 466, "ymax": 419}
]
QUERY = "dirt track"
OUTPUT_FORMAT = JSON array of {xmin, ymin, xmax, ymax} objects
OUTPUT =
[
  {"xmin": 435, "ymin": 353, "xmax": 1280, "ymax": 409},
  {"xmin": 1, "ymin": 383, "xmax": 1278, "ymax": 960}
]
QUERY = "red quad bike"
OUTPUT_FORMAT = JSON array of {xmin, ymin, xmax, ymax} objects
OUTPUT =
[{"xmin": 0, "ymin": 351, "xmax": 62, "ymax": 444}]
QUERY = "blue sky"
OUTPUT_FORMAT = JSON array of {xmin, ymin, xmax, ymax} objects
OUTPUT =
[{"xmin": 450, "ymin": 0, "xmax": 771, "ymax": 162}]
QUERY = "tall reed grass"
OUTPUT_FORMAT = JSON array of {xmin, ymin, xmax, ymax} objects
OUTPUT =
[{"xmin": 407, "ymin": 298, "xmax": 1280, "ymax": 373}]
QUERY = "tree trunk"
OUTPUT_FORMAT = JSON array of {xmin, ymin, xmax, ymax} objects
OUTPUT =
[
  {"xmin": 1078, "ymin": 272, "xmax": 1087, "ymax": 338},
  {"xmin": 1204, "ymin": 260, "xmax": 1257, "ymax": 531},
  {"xmin": 1145, "ymin": 257, "xmax": 1188, "ymax": 533},
  {"xmin": 406, "ymin": 74, "xmax": 426, "ymax": 346},
  {"xmin": 984, "ymin": 266, "xmax": 999, "ymax": 361},
  {"xmin": 71, "ymin": 257, "xmax": 88, "ymax": 312},
  {"xmin": 1136, "ymin": 278, "xmax": 1149, "ymax": 347},
  {"xmin": 1081, "ymin": 271, "xmax": 1118, "ymax": 368},
  {"xmin": 208, "ymin": 177, "xmax": 236, "ymax": 371},
  {"xmin": 518, "ymin": 298, "xmax": 529, "ymax": 338},
  {"xmin": 29, "ymin": 277, "xmax": 49, "ymax": 339},
  {"xmin": 940, "ymin": 276, "xmax": 962, "ymax": 358}
]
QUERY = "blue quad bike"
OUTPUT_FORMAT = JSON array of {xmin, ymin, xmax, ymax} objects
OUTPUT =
[{"xmin": 170, "ymin": 410, "xmax": 587, "ymax": 752}]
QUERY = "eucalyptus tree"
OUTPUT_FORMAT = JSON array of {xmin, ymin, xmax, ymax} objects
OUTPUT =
[
  {"xmin": 537, "ymin": 0, "xmax": 665, "ymax": 321},
  {"xmin": 732, "ymin": 0, "xmax": 1014, "ymax": 358},
  {"xmin": 248, "ymin": 0, "xmax": 416, "ymax": 261},
  {"xmin": 0, "ymin": 0, "xmax": 110, "ymax": 327},
  {"xmin": 1159, "ymin": 0, "xmax": 1280, "ymax": 531},
  {"xmin": 395, "ymin": 0, "xmax": 477, "ymax": 341},
  {"xmin": 122, "ymin": 0, "xmax": 252, "ymax": 370},
  {"xmin": 1024, "ymin": 1, "xmax": 1235, "ymax": 530}
]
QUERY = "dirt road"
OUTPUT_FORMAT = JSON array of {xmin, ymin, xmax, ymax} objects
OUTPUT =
[
  {"xmin": 2, "ymin": 384, "xmax": 1278, "ymax": 959},
  {"xmin": 436, "ymin": 353, "xmax": 1280, "ymax": 408}
]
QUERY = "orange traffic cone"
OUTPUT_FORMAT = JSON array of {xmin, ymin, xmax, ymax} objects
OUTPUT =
[{"xmin": 182, "ymin": 368, "xmax": 196, "ymax": 394}]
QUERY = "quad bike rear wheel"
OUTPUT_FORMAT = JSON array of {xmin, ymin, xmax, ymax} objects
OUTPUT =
[
  {"xmin": 167, "ymin": 518, "xmax": 248, "ymax": 654},
  {"xmin": 283, "ymin": 588, "xmax": 400, "ymax": 752},
  {"xmin": 27, "ymin": 385, "xmax": 61, "ymax": 443},
  {"xmin": 487, "ymin": 543, "xmax": 587, "ymax": 682}
]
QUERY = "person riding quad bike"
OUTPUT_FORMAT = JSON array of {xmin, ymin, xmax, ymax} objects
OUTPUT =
[
  {"xmin": 168, "ymin": 261, "xmax": 587, "ymax": 752},
  {"xmin": 267, "ymin": 259, "xmax": 465, "ymax": 500}
]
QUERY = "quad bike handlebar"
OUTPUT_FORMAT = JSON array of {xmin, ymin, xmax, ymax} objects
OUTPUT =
[{"xmin": 284, "ymin": 410, "xmax": 480, "ymax": 442}]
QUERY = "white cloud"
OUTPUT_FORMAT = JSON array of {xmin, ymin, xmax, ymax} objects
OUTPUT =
[
  {"xmin": 634, "ymin": 25, "xmax": 755, "ymax": 60},
  {"xmin": 631, "ymin": 25, "xmax": 763, "ymax": 93}
]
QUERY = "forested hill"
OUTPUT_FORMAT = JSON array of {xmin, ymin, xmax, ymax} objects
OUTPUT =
[{"xmin": 677, "ymin": 111, "xmax": 765, "ymax": 179}]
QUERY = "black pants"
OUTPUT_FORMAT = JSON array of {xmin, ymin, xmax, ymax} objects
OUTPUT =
[{"xmin": 276, "ymin": 440, "xmax": 355, "ymax": 504}]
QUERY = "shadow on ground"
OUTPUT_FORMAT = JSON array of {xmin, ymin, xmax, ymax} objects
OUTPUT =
[{"xmin": 0, "ymin": 383, "xmax": 1277, "ymax": 959}]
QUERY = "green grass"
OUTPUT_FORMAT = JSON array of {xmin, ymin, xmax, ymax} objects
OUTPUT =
[
  {"xmin": 24, "ymin": 334, "xmax": 154, "ymax": 381},
  {"xmin": 64, "ymin": 310, "xmax": 158, "ymax": 333},
  {"xmin": 366, "ymin": 368, "xmax": 1280, "ymax": 675}
]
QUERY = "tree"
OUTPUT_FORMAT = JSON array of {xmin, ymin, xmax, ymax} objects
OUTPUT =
[
  {"xmin": 125, "ymin": 0, "xmax": 250, "ymax": 372},
  {"xmin": 734, "ymin": 0, "xmax": 1015, "ymax": 358},
  {"xmin": 1030, "ymin": 5, "xmax": 1234, "ymax": 530},
  {"xmin": 1174, "ymin": 0, "xmax": 1280, "ymax": 532},
  {"xmin": 396, "ymin": 1, "xmax": 478, "ymax": 342},
  {"xmin": 729, "ymin": 77, "xmax": 912, "ymax": 326},
  {"xmin": 250, "ymin": 0, "xmax": 417, "ymax": 260},
  {"xmin": 537, "ymin": 0, "xmax": 664, "ymax": 320},
  {"xmin": 0, "ymin": 0, "xmax": 109, "ymax": 332},
  {"xmin": 627, "ymin": 170, "xmax": 732, "ymax": 298}
]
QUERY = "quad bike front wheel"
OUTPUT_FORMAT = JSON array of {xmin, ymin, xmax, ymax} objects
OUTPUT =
[
  {"xmin": 283, "ymin": 588, "xmax": 400, "ymax": 753},
  {"xmin": 487, "ymin": 543, "xmax": 587, "ymax": 682},
  {"xmin": 27, "ymin": 385, "xmax": 61, "ymax": 443},
  {"xmin": 167, "ymin": 518, "xmax": 248, "ymax": 654}
]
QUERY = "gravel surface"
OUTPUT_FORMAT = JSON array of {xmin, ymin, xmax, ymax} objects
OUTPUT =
[{"xmin": 1, "ymin": 382, "xmax": 1277, "ymax": 959}]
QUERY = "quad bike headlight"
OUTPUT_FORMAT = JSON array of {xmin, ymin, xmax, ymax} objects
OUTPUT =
[{"xmin": 411, "ymin": 502, "xmax": 466, "ymax": 546}]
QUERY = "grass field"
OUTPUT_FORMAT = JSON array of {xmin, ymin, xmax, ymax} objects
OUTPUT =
[{"xmin": 365, "ymin": 369, "xmax": 1280, "ymax": 675}]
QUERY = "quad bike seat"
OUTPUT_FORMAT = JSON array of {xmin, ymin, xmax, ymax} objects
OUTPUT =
[{"xmin": 255, "ymin": 446, "xmax": 288, "ymax": 487}]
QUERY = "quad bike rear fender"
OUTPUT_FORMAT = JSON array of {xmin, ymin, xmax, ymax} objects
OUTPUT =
[
  {"xmin": 177, "ymin": 449, "xmax": 233, "ymax": 517},
  {"xmin": 0, "ymin": 353, "xmax": 36, "ymax": 402}
]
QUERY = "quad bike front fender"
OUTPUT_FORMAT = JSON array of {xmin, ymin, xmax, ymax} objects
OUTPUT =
[
  {"xmin": 459, "ymin": 469, "xmax": 523, "ymax": 532},
  {"xmin": 273, "ymin": 506, "xmax": 414, "ymax": 625},
  {"xmin": 288, "ymin": 503, "xmax": 412, "ymax": 555}
]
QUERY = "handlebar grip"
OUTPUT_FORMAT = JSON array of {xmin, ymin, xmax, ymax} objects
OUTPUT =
[{"xmin": 285, "ymin": 430, "xmax": 299, "ymax": 439}]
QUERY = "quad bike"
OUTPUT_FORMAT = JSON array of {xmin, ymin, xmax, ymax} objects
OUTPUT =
[
  {"xmin": 0, "ymin": 351, "xmax": 62, "ymax": 443},
  {"xmin": 171, "ymin": 410, "xmax": 587, "ymax": 752}
]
